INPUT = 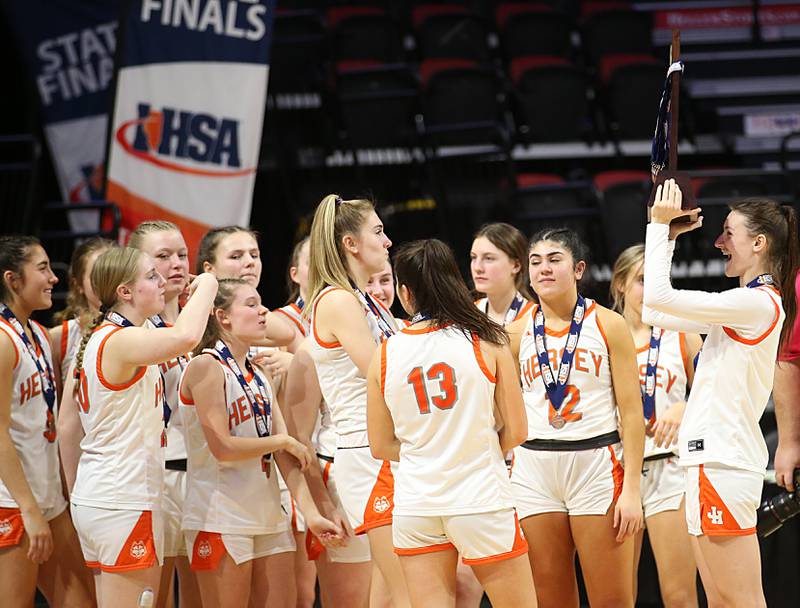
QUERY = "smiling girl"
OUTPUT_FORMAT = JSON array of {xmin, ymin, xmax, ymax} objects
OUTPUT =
[
  {"xmin": 506, "ymin": 228, "xmax": 644, "ymax": 608},
  {"xmin": 644, "ymin": 180, "xmax": 799, "ymax": 607},
  {"xmin": 69, "ymin": 247, "xmax": 217, "ymax": 607},
  {"xmin": 0, "ymin": 236, "xmax": 94, "ymax": 608}
]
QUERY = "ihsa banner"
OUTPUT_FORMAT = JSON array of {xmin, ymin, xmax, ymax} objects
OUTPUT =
[{"xmin": 105, "ymin": 0, "xmax": 274, "ymax": 257}]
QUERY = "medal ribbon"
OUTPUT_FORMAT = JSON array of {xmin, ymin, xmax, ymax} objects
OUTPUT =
[
  {"xmin": 532, "ymin": 295, "xmax": 586, "ymax": 414},
  {"xmin": 213, "ymin": 340, "xmax": 273, "ymax": 473},
  {"xmin": 483, "ymin": 291, "xmax": 526, "ymax": 326},
  {"xmin": 0, "ymin": 304, "xmax": 56, "ymax": 431},
  {"xmin": 745, "ymin": 274, "xmax": 774, "ymax": 289},
  {"xmin": 149, "ymin": 314, "xmax": 188, "ymax": 426},
  {"xmin": 642, "ymin": 326, "xmax": 663, "ymax": 422},
  {"xmin": 352, "ymin": 284, "xmax": 396, "ymax": 342}
]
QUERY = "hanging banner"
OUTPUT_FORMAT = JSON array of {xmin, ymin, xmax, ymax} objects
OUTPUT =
[
  {"xmin": 1, "ymin": 1, "xmax": 121, "ymax": 229},
  {"xmin": 105, "ymin": 0, "xmax": 274, "ymax": 258}
]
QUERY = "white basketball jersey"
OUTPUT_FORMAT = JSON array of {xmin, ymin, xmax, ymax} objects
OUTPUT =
[
  {"xmin": 635, "ymin": 330, "xmax": 689, "ymax": 458},
  {"xmin": 309, "ymin": 286, "xmax": 397, "ymax": 439},
  {"xmin": 180, "ymin": 354, "xmax": 287, "ymax": 534},
  {"xmin": 58, "ymin": 318, "xmax": 81, "ymax": 383},
  {"xmin": 314, "ymin": 399, "xmax": 336, "ymax": 458},
  {"xmin": 679, "ymin": 286, "xmax": 784, "ymax": 473},
  {"xmin": 275, "ymin": 301, "xmax": 308, "ymax": 337},
  {"xmin": 71, "ymin": 323, "xmax": 164, "ymax": 511},
  {"xmin": 382, "ymin": 325, "xmax": 513, "ymax": 516},
  {"xmin": 0, "ymin": 319, "xmax": 62, "ymax": 511},
  {"xmin": 475, "ymin": 295, "xmax": 534, "ymax": 326},
  {"xmin": 519, "ymin": 300, "xmax": 618, "ymax": 441}
]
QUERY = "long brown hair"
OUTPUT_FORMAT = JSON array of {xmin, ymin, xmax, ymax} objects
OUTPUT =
[
  {"xmin": 730, "ymin": 199, "xmax": 800, "ymax": 348},
  {"xmin": 473, "ymin": 222, "xmax": 533, "ymax": 299},
  {"xmin": 53, "ymin": 237, "xmax": 114, "ymax": 323},
  {"xmin": 393, "ymin": 239, "xmax": 507, "ymax": 345}
]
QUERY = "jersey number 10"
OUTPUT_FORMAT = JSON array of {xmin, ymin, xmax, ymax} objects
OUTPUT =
[{"xmin": 407, "ymin": 363, "xmax": 458, "ymax": 414}]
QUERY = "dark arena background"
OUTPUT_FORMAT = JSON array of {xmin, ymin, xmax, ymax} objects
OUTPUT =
[{"xmin": 1, "ymin": 0, "xmax": 800, "ymax": 606}]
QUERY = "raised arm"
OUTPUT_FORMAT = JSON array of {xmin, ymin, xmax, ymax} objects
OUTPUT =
[
  {"xmin": 645, "ymin": 224, "xmax": 776, "ymax": 335},
  {"xmin": 106, "ymin": 273, "xmax": 218, "ymax": 370}
]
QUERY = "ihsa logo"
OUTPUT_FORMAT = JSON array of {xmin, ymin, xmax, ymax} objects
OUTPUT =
[{"xmin": 115, "ymin": 103, "xmax": 255, "ymax": 177}]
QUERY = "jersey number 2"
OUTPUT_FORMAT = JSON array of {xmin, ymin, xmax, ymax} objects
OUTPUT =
[{"xmin": 407, "ymin": 363, "xmax": 458, "ymax": 414}]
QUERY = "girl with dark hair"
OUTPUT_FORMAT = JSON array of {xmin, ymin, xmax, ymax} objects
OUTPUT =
[
  {"xmin": 506, "ymin": 227, "xmax": 644, "ymax": 607},
  {"xmin": 367, "ymin": 239, "xmax": 534, "ymax": 608},
  {"xmin": 178, "ymin": 278, "xmax": 342, "ymax": 608},
  {"xmin": 471, "ymin": 223, "xmax": 534, "ymax": 326},
  {"xmin": 644, "ymin": 180, "xmax": 799, "ymax": 607},
  {"xmin": 0, "ymin": 235, "xmax": 94, "ymax": 607},
  {"xmin": 610, "ymin": 244, "xmax": 702, "ymax": 607}
]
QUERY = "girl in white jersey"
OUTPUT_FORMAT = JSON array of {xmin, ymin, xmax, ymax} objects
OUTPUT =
[
  {"xmin": 644, "ymin": 180, "xmax": 798, "ymax": 607},
  {"xmin": 611, "ymin": 244, "xmax": 703, "ymax": 607},
  {"xmin": 506, "ymin": 228, "xmax": 644, "ymax": 607},
  {"xmin": 178, "ymin": 278, "xmax": 343, "ymax": 608},
  {"xmin": 69, "ymin": 246, "xmax": 217, "ymax": 607},
  {"xmin": 367, "ymin": 239, "xmax": 536, "ymax": 608},
  {"xmin": 128, "ymin": 221, "xmax": 201, "ymax": 608},
  {"xmin": 471, "ymin": 223, "xmax": 535, "ymax": 326},
  {"xmin": 0, "ymin": 236, "xmax": 94, "ymax": 607},
  {"xmin": 303, "ymin": 194, "xmax": 410, "ymax": 607}
]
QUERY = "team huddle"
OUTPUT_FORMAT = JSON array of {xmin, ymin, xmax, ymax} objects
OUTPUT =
[{"xmin": 0, "ymin": 181, "xmax": 796, "ymax": 608}]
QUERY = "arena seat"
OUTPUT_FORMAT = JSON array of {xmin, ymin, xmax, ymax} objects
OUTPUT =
[
  {"xmin": 413, "ymin": 4, "xmax": 490, "ymax": 62},
  {"xmin": 495, "ymin": 3, "xmax": 574, "ymax": 60},
  {"xmin": 511, "ymin": 56, "xmax": 592, "ymax": 142},
  {"xmin": 327, "ymin": 6, "xmax": 403, "ymax": 63}
]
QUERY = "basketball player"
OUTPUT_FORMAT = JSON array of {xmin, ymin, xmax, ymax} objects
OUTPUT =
[
  {"xmin": 367, "ymin": 238, "xmax": 536, "ymax": 608},
  {"xmin": 506, "ymin": 228, "xmax": 645, "ymax": 608},
  {"xmin": 69, "ymin": 247, "xmax": 217, "ymax": 606},
  {"xmin": 0, "ymin": 236, "xmax": 94, "ymax": 607},
  {"xmin": 644, "ymin": 180, "xmax": 798, "ymax": 607}
]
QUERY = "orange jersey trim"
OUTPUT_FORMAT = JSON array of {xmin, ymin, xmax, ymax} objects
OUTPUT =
[
  {"xmin": 275, "ymin": 307, "xmax": 307, "ymax": 337},
  {"xmin": 395, "ymin": 542, "xmax": 455, "ymax": 556},
  {"xmin": 513, "ymin": 300, "xmax": 535, "ymax": 322},
  {"xmin": 471, "ymin": 333, "xmax": 496, "ymax": 383},
  {"xmin": 100, "ymin": 511, "xmax": 157, "ymax": 572},
  {"xmin": 96, "ymin": 326, "xmax": 147, "ymax": 391},
  {"xmin": 0, "ymin": 321, "xmax": 20, "ymax": 369},
  {"xmin": 379, "ymin": 340, "xmax": 388, "ymax": 396},
  {"xmin": 355, "ymin": 460, "xmax": 394, "ymax": 535},
  {"xmin": 60, "ymin": 319, "xmax": 69, "ymax": 363},
  {"xmin": 591, "ymin": 304, "xmax": 610, "ymax": 352},
  {"xmin": 400, "ymin": 324, "xmax": 450, "ymax": 335},
  {"xmin": 530, "ymin": 302, "xmax": 597, "ymax": 338},
  {"xmin": 608, "ymin": 446, "xmax": 624, "ymax": 503},
  {"xmin": 723, "ymin": 288, "xmax": 781, "ymax": 345},
  {"xmin": 698, "ymin": 465, "xmax": 752, "ymax": 536},
  {"xmin": 311, "ymin": 288, "xmax": 344, "ymax": 349}
]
